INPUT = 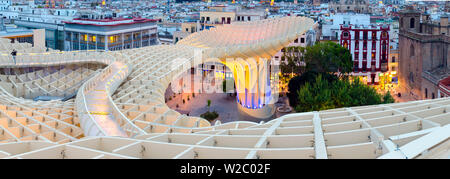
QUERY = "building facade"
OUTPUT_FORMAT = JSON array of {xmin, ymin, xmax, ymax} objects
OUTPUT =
[
  {"xmin": 340, "ymin": 24, "xmax": 390, "ymax": 85},
  {"xmin": 321, "ymin": 13, "xmax": 370, "ymax": 41},
  {"xmin": 398, "ymin": 7, "xmax": 450, "ymax": 100},
  {"xmin": 329, "ymin": 0, "xmax": 371, "ymax": 14},
  {"xmin": 64, "ymin": 18, "xmax": 158, "ymax": 51}
]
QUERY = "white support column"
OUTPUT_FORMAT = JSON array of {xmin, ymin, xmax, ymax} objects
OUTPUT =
[
  {"xmin": 122, "ymin": 33, "xmax": 125, "ymax": 50},
  {"xmin": 105, "ymin": 35, "xmax": 108, "ymax": 51},
  {"xmin": 312, "ymin": 112, "xmax": 328, "ymax": 159},
  {"xmin": 78, "ymin": 32, "xmax": 80, "ymax": 51},
  {"xmin": 86, "ymin": 34, "xmax": 89, "ymax": 51},
  {"xmin": 70, "ymin": 32, "xmax": 73, "ymax": 51},
  {"xmin": 95, "ymin": 34, "xmax": 98, "ymax": 51}
]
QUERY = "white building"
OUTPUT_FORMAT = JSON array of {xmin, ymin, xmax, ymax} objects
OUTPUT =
[{"xmin": 321, "ymin": 13, "xmax": 370, "ymax": 41}]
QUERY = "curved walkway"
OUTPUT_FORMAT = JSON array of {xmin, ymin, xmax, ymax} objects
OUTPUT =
[{"xmin": 82, "ymin": 62, "xmax": 131, "ymax": 137}]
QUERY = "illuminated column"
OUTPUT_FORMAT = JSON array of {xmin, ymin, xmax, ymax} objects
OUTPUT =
[{"xmin": 225, "ymin": 57, "xmax": 275, "ymax": 120}]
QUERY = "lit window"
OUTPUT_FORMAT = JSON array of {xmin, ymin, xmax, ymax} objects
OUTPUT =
[
  {"xmin": 109, "ymin": 36, "xmax": 115, "ymax": 43},
  {"xmin": 92, "ymin": 36, "xmax": 96, "ymax": 42}
]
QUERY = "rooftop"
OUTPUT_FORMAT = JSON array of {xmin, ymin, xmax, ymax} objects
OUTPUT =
[{"xmin": 64, "ymin": 17, "xmax": 158, "ymax": 26}]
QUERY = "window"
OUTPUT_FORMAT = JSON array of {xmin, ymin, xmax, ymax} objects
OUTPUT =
[
  {"xmin": 237, "ymin": 16, "xmax": 240, "ymax": 21},
  {"xmin": 248, "ymin": 16, "xmax": 251, "ymax": 21},
  {"xmin": 300, "ymin": 38, "xmax": 305, "ymax": 43},
  {"xmin": 425, "ymin": 88, "xmax": 428, "ymax": 98},
  {"xmin": 410, "ymin": 44, "xmax": 415, "ymax": 57},
  {"xmin": 186, "ymin": 28, "xmax": 189, "ymax": 32},
  {"xmin": 392, "ymin": 56, "xmax": 396, "ymax": 62},
  {"xmin": 109, "ymin": 36, "xmax": 117, "ymax": 43},
  {"xmin": 294, "ymin": 38, "xmax": 298, "ymax": 43},
  {"xmin": 343, "ymin": 32, "xmax": 349, "ymax": 38},
  {"xmin": 410, "ymin": 18, "xmax": 415, "ymax": 29},
  {"xmin": 363, "ymin": 32, "xmax": 368, "ymax": 40}
]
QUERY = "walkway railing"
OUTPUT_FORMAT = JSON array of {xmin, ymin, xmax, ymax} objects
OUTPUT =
[
  {"xmin": 0, "ymin": 50, "xmax": 111, "ymax": 68},
  {"xmin": 103, "ymin": 62, "xmax": 146, "ymax": 137},
  {"xmin": 75, "ymin": 69, "xmax": 108, "ymax": 137}
]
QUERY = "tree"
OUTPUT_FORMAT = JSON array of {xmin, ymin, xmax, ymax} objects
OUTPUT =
[
  {"xmin": 287, "ymin": 71, "xmax": 338, "ymax": 108},
  {"xmin": 285, "ymin": 42, "xmax": 352, "ymax": 107},
  {"xmin": 207, "ymin": 100, "xmax": 211, "ymax": 112},
  {"xmin": 382, "ymin": 91, "xmax": 395, "ymax": 104},
  {"xmin": 294, "ymin": 75, "xmax": 394, "ymax": 113},
  {"xmin": 200, "ymin": 111, "xmax": 219, "ymax": 122},
  {"xmin": 303, "ymin": 41, "xmax": 353, "ymax": 77},
  {"xmin": 280, "ymin": 46, "xmax": 306, "ymax": 76}
]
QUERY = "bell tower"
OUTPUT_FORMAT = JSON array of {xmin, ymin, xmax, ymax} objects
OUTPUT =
[{"xmin": 399, "ymin": 6, "xmax": 421, "ymax": 33}]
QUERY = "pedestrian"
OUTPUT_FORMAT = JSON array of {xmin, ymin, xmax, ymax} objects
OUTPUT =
[{"xmin": 11, "ymin": 49, "xmax": 17, "ymax": 64}]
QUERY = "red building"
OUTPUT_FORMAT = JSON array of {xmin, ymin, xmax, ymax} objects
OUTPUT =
[
  {"xmin": 340, "ymin": 24, "xmax": 390, "ymax": 85},
  {"xmin": 438, "ymin": 76, "xmax": 450, "ymax": 98}
]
